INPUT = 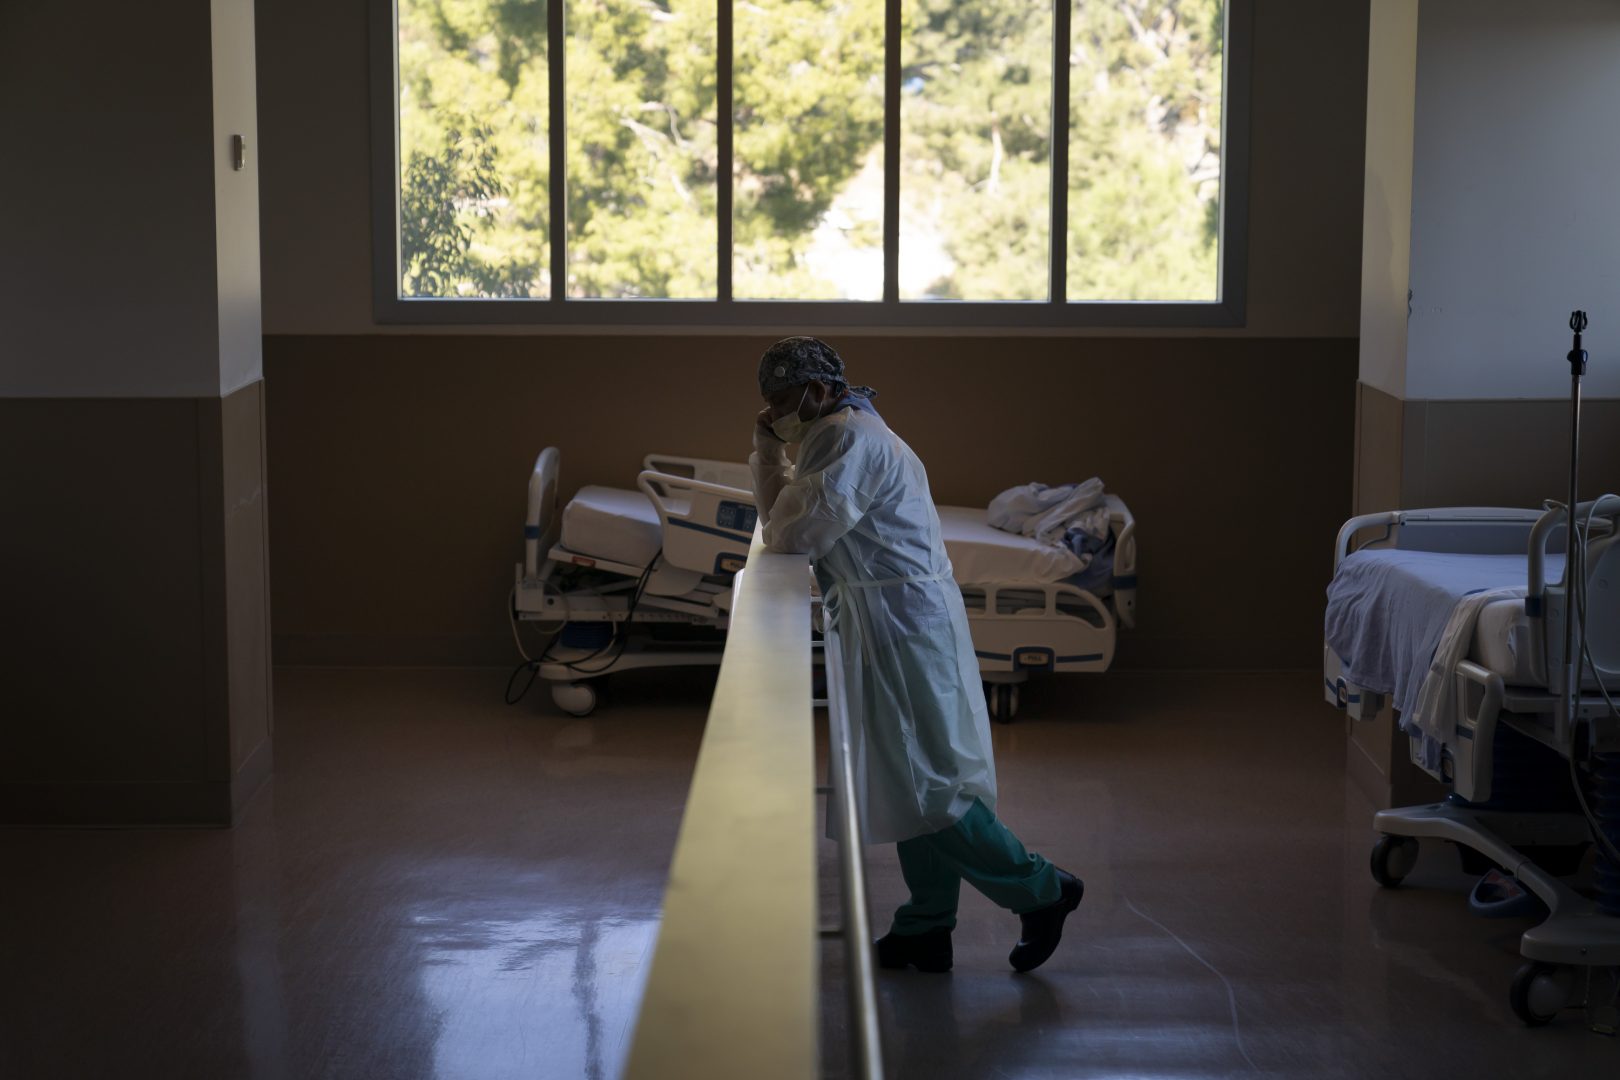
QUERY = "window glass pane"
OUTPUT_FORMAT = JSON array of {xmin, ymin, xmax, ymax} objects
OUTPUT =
[
  {"xmin": 567, "ymin": 0, "xmax": 718, "ymax": 298},
  {"xmin": 900, "ymin": 0, "xmax": 1053, "ymax": 301},
  {"xmin": 733, "ymin": 1, "xmax": 885, "ymax": 301},
  {"xmin": 397, "ymin": 0, "xmax": 550, "ymax": 298},
  {"xmin": 1068, "ymin": 0, "xmax": 1223, "ymax": 301}
]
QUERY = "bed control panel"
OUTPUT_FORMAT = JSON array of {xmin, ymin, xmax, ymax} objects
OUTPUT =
[{"xmin": 715, "ymin": 500, "xmax": 758, "ymax": 534}]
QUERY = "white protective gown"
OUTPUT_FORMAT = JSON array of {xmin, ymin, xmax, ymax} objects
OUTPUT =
[{"xmin": 751, "ymin": 405, "xmax": 997, "ymax": 844}]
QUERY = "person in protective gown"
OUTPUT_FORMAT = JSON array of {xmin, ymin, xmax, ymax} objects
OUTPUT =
[{"xmin": 749, "ymin": 337, "xmax": 1084, "ymax": 973}]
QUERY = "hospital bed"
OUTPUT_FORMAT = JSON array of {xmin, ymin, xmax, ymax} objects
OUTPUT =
[
  {"xmin": 940, "ymin": 500, "xmax": 1137, "ymax": 721},
  {"xmin": 510, "ymin": 450, "xmax": 750, "ymax": 718},
  {"xmin": 512, "ymin": 448, "xmax": 1137, "ymax": 722},
  {"xmin": 1323, "ymin": 500, "xmax": 1620, "ymax": 1027}
]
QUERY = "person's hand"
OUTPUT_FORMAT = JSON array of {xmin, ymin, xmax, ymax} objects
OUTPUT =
[
  {"xmin": 753, "ymin": 406, "xmax": 788, "ymax": 463},
  {"xmin": 755, "ymin": 407, "xmax": 782, "ymax": 443}
]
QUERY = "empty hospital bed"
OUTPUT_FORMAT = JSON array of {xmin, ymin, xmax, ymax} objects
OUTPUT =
[
  {"xmin": 510, "ymin": 450, "xmax": 750, "ymax": 718},
  {"xmin": 1323, "ymin": 500, "xmax": 1620, "ymax": 1027},
  {"xmin": 512, "ymin": 448, "xmax": 1137, "ymax": 722}
]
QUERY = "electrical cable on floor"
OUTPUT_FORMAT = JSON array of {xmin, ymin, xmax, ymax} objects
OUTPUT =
[
  {"xmin": 560, "ymin": 552, "xmax": 661, "ymax": 676},
  {"xmin": 1122, "ymin": 893, "xmax": 1261, "ymax": 1075},
  {"xmin": 505, "ymin": 573, "xmax": 576, "ymax": 705},
  {"xmin": 506, "ymin": 581, "xmax": 575, "ymax": 705},
  {"xmin": 503, "ymin": 551, "xmax": 662, "ymax": 705}
]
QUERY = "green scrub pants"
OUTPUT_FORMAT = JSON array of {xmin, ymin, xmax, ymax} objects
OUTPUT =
[{"xmin": 889, "ymin": 798, "xmax": 1061, "ymax": 935}]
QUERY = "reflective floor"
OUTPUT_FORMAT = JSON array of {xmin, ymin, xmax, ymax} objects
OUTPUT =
[{"xmin": 1, "ymin": 669, "xmax": 1615, "ymax": 1079}]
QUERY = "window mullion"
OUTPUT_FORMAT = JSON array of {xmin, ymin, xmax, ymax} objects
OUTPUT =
[
  {"xmin": 548, "ymin": 0, "xmax": 566, "ymax": 302},
  {"xmin": 882, "ymin": 0, "xmax": 901, "ymax": 305},
  {"xmin": 718, "ymin": 1, "xmax": 734, "ymax": 302},
  {"xmin": 1050, "ymin": 0, "xmax": 1070, "ymax": 305}
]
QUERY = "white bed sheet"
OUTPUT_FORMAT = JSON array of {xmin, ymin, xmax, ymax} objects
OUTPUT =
[
  {"xmin": 1327, "ymin": 550, "xmax": 1558, "ymax": 713},
  {"xmin": 560, "ymin": 486, "xmax": 662, "ymax": 567},
  {"xmin": 936, "ymin": 505, "xmax": 1083, "ymax": 583},
  {"xmin": 1472, "ymin": 597, "xmax": 1540, "ymax": 685},
  {"xmin": 560, "ymin": 491, "xmax": 1108, "ymax": 584}
]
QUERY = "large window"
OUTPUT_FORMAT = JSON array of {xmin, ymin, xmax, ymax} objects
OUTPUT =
[{"xmin": 372, "ymin": 0, "xmax": 1247, "ymax": 325}]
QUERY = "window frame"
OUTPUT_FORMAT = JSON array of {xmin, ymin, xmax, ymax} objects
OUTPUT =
[{"xmin": 368, "ymin": 0, "xmax": 1251, "ymax": 329}]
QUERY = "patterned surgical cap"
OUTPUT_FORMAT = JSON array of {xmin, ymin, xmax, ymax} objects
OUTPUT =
[{"xmin": 757, "ymin": 337, "xmax": 876, "ymax": 399}]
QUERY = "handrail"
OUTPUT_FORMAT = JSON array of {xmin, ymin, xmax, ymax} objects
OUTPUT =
[
  {"xmin": 623, "ymin": 529, "xmax": 818, "ymax": 1080},
  {"xmin": 823, "ymin": 625, "xmax": 886, "ymax": 1080}
]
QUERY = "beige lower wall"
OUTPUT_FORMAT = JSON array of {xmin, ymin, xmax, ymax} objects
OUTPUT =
[
  {"xmin": 1403, "ymin": 396, "xmax": 1620, "ymax": 508},
  {"xmin": 213, "ymin": 382, "xmax": 275, "ymax": 812},
  {"xmin": 1355, "ymin": 381, "xmax": 1620, "ymax": 512},
  {"xmin": 264, "ymin": 334, "xmax": 1359, "ymax": 671},
  {"xmin": 1353, "ymin": 380, "xmax": 1404, "ymax": 515},
  {"xmin": 0, "ymin": 383, "xmax": 273, "ymax": 825}
]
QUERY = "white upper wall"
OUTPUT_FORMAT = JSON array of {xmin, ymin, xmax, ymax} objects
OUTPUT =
[
  {"xmin": 213, "ymin": 0, "xmax": 264, "ymax": 397},
  {"xmin": 0, "ymin": 0, "xmax": 260, "ymax": 399},
  {"xmin": 1407, "ymin": 0, "xmax": 1620, "ymax": 400},
  {"xmin": 1358, "ymin": 0, "xmax": 1419, "ymax": 399}
]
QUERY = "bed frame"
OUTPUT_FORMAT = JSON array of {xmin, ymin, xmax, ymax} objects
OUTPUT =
[
  {"xmin": 515, "ymin": 449, "xmax": 1137, "ymax": 722},
  {"xmin": 1325, "ymin": 501, "xmax": 1620, "ymax": 1027}
]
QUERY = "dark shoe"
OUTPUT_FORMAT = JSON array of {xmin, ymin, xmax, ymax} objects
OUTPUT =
[
  {"xmin": 1008, "ymin": 870, "xmax": 1083, "ymax": 972},
  {"xmin": 874, "ymin": 927, "xmax": 953, "ymax": 973}
]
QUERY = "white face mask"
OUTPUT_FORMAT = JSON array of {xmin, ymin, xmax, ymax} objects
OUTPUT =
[{"xmin": 770, "ymin": 386, "xmax": 820, "ymax": 443}]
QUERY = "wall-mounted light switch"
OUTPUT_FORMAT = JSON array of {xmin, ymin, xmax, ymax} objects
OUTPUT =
[{"xmin": 232, "ymin": 134, "xmax": 246, "ymax": 171}]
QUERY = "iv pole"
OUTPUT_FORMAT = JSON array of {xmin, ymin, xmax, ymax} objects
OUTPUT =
[{"xmin": 1562, "ymin": 309, "xmax": 1587, "ymax": 744}]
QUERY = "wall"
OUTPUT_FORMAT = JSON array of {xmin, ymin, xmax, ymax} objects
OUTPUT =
[
  {"xmin": 1355, "ymin": 0, "xmax": 1620, "ymax": 519},
  {"xmin": 266, "ymin": 334, "xmax": 1356, "ymax": 670},
  {"xmin": 259, "ymin": 0, "xmax": 1370, "ymax": 337},
  {"xmin": 213, "ymin": 0, "xmax": 266, "ymax": 397},
  {"xmin": 1359, "ymin": 383, "xmax": 1620, "ymax": 512},
  {"xmin": 1357, "ymin": 0, "xmax": 1418, "ymax": 401},
  {"xmin": 1407, "ymin": 0, "xmax": 1620, "ymax": 401},
  {"xmin": 0, "ymin": 0, "xmax": 262, "ymax": 399},
  {"xmin": 0, "ymin": 0, "xmax": 272, "ymax": 825},
  {"xmin": 0, "ymin": 389, "xmax": 274, "ymax": 825},
  {"xmin": 257, "ymin": 0, "xmax": 1372, "ymax": 672},
  {"xmin": 0, "ymin": 1, "xmax": 220, "ymax": 398}
]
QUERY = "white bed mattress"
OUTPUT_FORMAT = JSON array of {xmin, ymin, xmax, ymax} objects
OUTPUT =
[
  {"xmin": 561, "ymin": 491, "xmax": 1109, "ymax": 584},
  {"xmin": 1471, "ymin": 597, "xmax": 1540, "ymax": 685},
  {"xmin": 560, "ymin": 486, "xmax": 662, "ymax": 568},
  {"xmin": 936, "ymin": 505, "xmax": 1083, "ymax": 584}
]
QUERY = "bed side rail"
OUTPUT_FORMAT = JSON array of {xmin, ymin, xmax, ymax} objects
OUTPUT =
[
  {"xmin": 1105, "ymin": 494, "xmax": 1137, "ymax": 629},
  {"xmin": 1527, "ymin": 495, "xmax": 1620, "ymax": 695},
  {"xmin": 1334, "ymin": 507, "xmax": 1544, "ymax": 569},
  {"xmin": 642, "ymin": 453, "xmax": 755, "ymax": 491},
  {"xmin": 960, "ymin": 582, "xmax": 1117, "ymax": 675},
  {"xmin": 524, "ymin": 447, "xmax": 562, "ymax": 580},
  {"xmin": 1527, "ymin": 495, "xmax": 1620, "ymax": 601},
  {"xmin": 638, "ymin": 470, "xmax": 759, "ymax": 577}
]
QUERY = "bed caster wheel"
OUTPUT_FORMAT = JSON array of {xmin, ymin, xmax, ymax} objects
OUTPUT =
[
  {"xmin": 1509, "ymin": 961, "xmax": 1569, "ymax": 1027},
  {"xmin": 1370, "ymin": 834, "xmax": 1419, "ymax": 888},
  {"xmin": 551, "ymin": 681, "xmax": 597, "ymax": 718},
  {"xmin": 986, "ymin": 683, "xmax": 1019, "ymax": 724}
]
